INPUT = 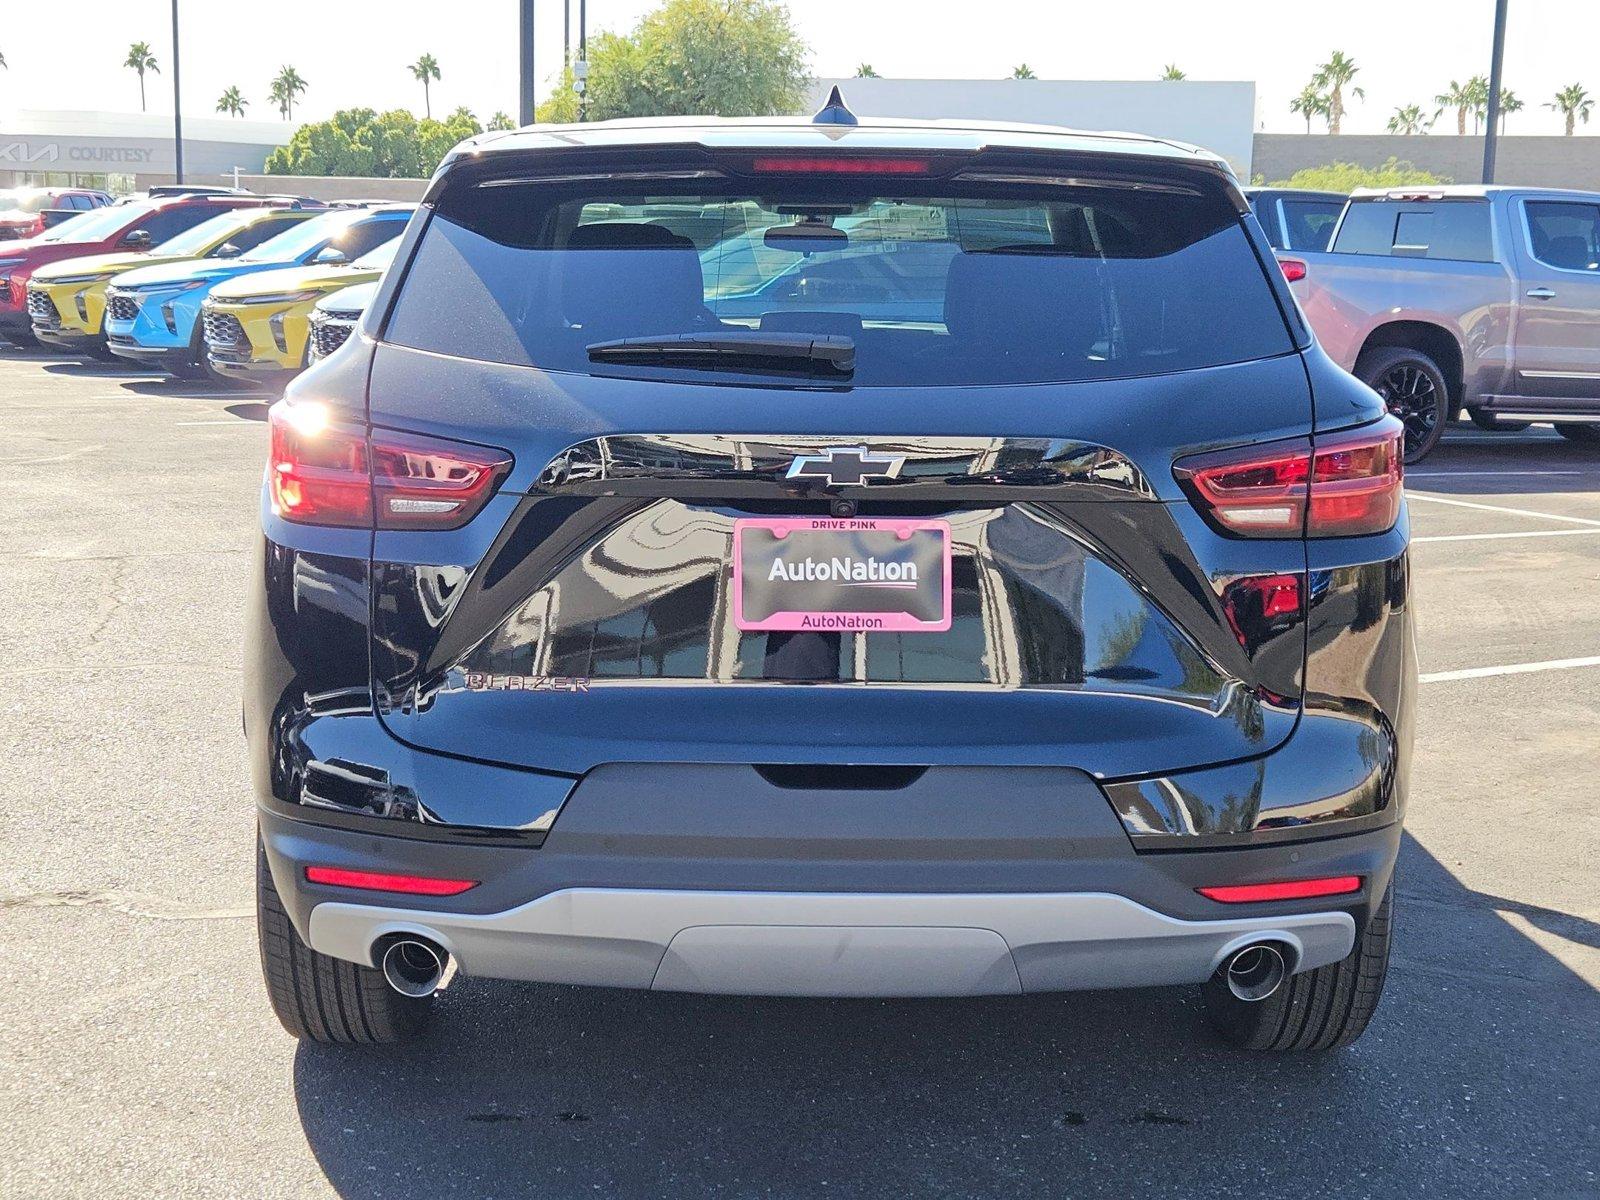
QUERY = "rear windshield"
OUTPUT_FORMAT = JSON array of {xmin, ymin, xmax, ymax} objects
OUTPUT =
[
  {"xmin": 385, "ymin": 173, "xmax": 1293, "ymax": 387},
  {"xmin": 1332, "ymin": 199, "xmax": 1494, "ymax": 262}
]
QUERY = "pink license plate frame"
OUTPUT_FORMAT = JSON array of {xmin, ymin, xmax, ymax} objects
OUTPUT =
[{"xmin": 732, "ymin": 516, "xmax": 953, "ymax": 634}]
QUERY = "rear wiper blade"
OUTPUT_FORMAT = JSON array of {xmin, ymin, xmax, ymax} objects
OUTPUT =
[{"xmin": 586, "ymin": 332, "xmax": 854, "ymax": 376}]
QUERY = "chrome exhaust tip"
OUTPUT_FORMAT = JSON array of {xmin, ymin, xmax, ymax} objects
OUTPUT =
[
  {"xmin": 379, "ymin": 937, "xmax": 447, "ymax": 998},
  {"xmin": 1222, "ymin": 942, "xmax": 1289, "ymax": 1003}
]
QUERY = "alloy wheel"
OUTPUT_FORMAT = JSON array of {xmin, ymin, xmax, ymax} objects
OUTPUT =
[{"xmin": 1375, "ymin": 364, "xmax": 1439, "ymax": 460}]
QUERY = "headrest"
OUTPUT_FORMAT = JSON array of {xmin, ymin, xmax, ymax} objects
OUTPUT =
[
  {"xmin": 561, "ymin": 222, "xmax": 705, "ymax": 337},
  {"xmin": 943, "ymin": 250, "xmax": 1103, "ymax": 356},
  {"xmin": 1544, "ymin": 235, "xmax": 1593, "ymax": 271}
]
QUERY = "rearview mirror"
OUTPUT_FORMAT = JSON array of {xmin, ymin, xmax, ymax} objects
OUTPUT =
[
  {"xmin": 214, "ymin": 242, "xmax": 242, "ymax": 258},
  {"xmin": 313, "ymin": 246, "xmax": 348, "ymax": 265},
  {"xmin": 764, "ymin": 222, "xmax": 848, "ymax": 255},
  {"xmin": 122, "ymin": 229, "xmax": 153, "ymax": 249}
]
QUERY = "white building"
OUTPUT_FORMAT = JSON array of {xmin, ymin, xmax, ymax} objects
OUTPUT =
[
  {"xmin": 0, "ymin": 109, "xmax": 292, "ymax": 192},
  {"xmin": 804, "ymin": 79, "xmax": 1256, "ymax": 177}
]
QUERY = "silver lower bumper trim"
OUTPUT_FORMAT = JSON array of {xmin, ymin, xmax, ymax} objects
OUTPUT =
[{"xmin": 307, "ymin": 889, "xmax": 1356, "ymax": 998}]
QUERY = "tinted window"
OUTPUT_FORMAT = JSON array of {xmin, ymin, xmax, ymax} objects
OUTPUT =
[
  {"xmin": 1525, "ymin": 201, "xmax": 1600, "ymax": 272},
  {"xmin": 386, "ymin": 178, "xmax": 1293, "ymax": 387},
  {"xmin": 1333, "ymin": 200, "xmax": 1493, "ymax": 261},
  {"xmin": 138, "ymin": 203, "xmax": 232, "ymax": 245},
  {"xmin": 336, "ymin": 216, "xmax": 406, "ymax": 261},
  {"xmin": 224, "ymin": 214, "xmax": 308, "ymax": 255},
  {"xmin": 1280, "ymin": 199, "xmax": 1342, "ymax": 250}
]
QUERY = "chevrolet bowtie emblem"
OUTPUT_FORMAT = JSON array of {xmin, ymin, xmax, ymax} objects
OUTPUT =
[{"xmin": 785, "ymin": 446, "xmax": 906, "ymax": 486}]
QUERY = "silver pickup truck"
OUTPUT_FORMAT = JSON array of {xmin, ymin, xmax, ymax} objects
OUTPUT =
[{"xmin": 1280, "ymin": 185, "xmax": 1600, "ymax": 461}]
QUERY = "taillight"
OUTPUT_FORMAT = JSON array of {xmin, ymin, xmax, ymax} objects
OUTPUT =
[
  {"xmin": 1279, "ymin": 258, "xmax": 1307, "ymax": 283},
  {"xmin": 749, "ymin": 156, "xmax": 932, "ymax": 174},
  {"xmin": 1173, "ymin": 416, "xmax": 1403, "ymax": 538},
  {"xmin": 268, "ymin": 400, "xmax": 513, "ymax": 530},
  {"xmin": 1197, "ymin": 875, "xmax": 1362, "ymax": 903}
]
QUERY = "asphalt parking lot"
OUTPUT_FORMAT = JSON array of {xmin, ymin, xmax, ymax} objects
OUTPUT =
[{"xmin": 1, "ymin": 344, "xmax": 1596, "ymax": 1200}]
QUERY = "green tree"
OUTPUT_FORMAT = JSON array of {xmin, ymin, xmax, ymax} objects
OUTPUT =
[
  {"xmin": 409, "ymin": 53, "xmax": 441, "ymax": 119},
  {"xmin": 271, "ymin": 65, "xmax": 308, "ymax": 121},
  {"xmin": 538, "ymin": 0, "xmax": 809, "ymax": 122},
  {"xmin": 216, "ymin": 85, "xmax": 248, "ymax": 118},
  {"xmin": 1434, "ymin": 79, "xmax": 1475, "ymax": 135},
  {"xmin": 1011, "ymin": 63, "xmax": 1036, "ymax": 79},
  {"xmin": 854, "ymin": 63, "xmax": 878, "ymax": 78},
  {"xmin": 124, "ymin": 42, "xmax": 159, "ymax": 112},
  {"xmin": 1289, "ymin": 84, "xmax": 1329, "ymax": 134},
  {"xmin": 1311, "ymin": 50, "xmax": 1363, "ymax": 135},
  {"xmin": 1547, "ymin": 83, "xmax": 1593, "ymax": 136},
  {"xmin": 1160, "ymin": 64, "xmax": 1186, "ymax": 81},
  {"xmin": 1271, "ymin": 157, "xmax": 1449, "ymax": 192},
  {"xmin": 264, "ymin": 106, "xmax": 483, "ymax": 178},
  {"xmin": 486, "ymin": 110, "xmax": 516, "ymax": 131},
  {"xmin": 1386, "ymin": 104, "xmax": 1431, "ymax": 135}
]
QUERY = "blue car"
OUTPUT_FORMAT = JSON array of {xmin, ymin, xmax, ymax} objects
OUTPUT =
[{"xmin": 104, "ymin": 204, "xmax": 413, "ymax": 378}]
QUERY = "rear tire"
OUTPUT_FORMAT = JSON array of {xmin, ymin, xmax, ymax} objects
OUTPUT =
[
  {"xmin": 1468, "ymin": 409, "xmax": 1532, "ymax": 433},
  {"xmin": 256, "ymin": 837, "xmax": 432, "ymax": 1044},
  {"xmin": 1356, "ymin": 346, "xmax": 1450, "ymax": 464},
  {"xmin": 1203, "ymin": 884, "xmax": 1392, "ymax": 1051},
  {"xmin": 1555, "ymin": 423, "xmax": 1600, "ymax": 446}
]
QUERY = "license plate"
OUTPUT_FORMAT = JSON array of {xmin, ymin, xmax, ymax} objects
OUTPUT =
[{"xmin": 733, "ymin": 517, "xmax": 952, "ymax": 633}]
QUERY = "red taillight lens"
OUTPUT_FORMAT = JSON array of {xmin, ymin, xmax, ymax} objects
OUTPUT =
[
  {"xmin": 749, "ymin": 156, "xmax": 932, "ymax": 175},
  {"xmin": 1173, "ymin": 416, "xmax": 1403, "ymax": 538},
  {"xmin": 1198, "ymin": 875, "xmax": 1362, "ymax": 903},
  {"xmin": 304, "ymin": 866, "xmax": 479, "ymax": 896},
  {"xmin": 1278, "ymin": 258, "xmax": 1308, "ymax": 283},
  {"xmin": 268, "ymin": 401, "xmax": 512, "ymax": 530}
]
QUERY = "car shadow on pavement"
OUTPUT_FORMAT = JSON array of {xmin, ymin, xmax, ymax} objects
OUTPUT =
[
  {"xmin": 291, "ymin": 832, "xmax": 1600, "ymax": 1199},
  {"xmin": 1418, "ymin": 427, "xmax": 1600, "ymax": 497}
]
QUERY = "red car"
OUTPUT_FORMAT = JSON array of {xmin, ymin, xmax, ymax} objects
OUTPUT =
[
  {"xmin": 0, "ymin": 193, "xmax": 268, "ymax": 346},
  {"xmin": 0, "ymin": 187, "xmax": 113, "ymax": 242}
]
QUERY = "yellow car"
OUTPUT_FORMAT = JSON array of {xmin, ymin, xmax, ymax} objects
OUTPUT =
[
  {"xmin": 201, "ymin": 235, "xmax": 402, "ymax": 385},
  {"xmin": 26, "ymin": 203, "xmax": 325, "ymax": 355}
]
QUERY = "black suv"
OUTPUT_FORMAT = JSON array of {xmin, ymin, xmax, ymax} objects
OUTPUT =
[{"xmin": 249, "ymin": 96, "xmax": 1412, "ymax": 1049}]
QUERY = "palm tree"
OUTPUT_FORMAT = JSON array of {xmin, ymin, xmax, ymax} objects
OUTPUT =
[
  {"xmin": 1011, "ymin": 64, "xmax": 1036, "ymax": 80},
  {"xmin": 854, "ymin": 64, "xmax": 879, "ymax": 78},
  {"xmin": 1160, "ymin": 64, "xmax": 1187, "ymax": 81},
  {"xmin": 409, "ymin": 53, "xmax": 441, "ymax": 119},
  {"xmin": 1311, "ymin": 51, "xmax": 1363, "ymax": 135},
  {"xmin": 1435, "ymin": 79, "xmax": 1475, "ymax": 134},
  {"xmin": 1547, "ymin": 83, "xmax": 1594, "ymax": 136},
  {"xmin": 486, "ymin": 110, "xmax": 515, "ymax": 131},
  {"xmin": 1289, "ymin": 84, "xmax": 1329, "ymax": 134},
  {"xmin": 1387, "ymin": 104, "xmax": 1431, "ymax": 135},
  {"xmin": 215, "ymin": 86, "xmax": 248, "ymax": 118},
  {"xmin": 1465, "ymin": 75, "xmax": 1492, "ymax": 134},
  {"xmin": 270, "ymin": 65, "xmax": 308, "ymax": 121},
  {"xmin": 1496, "ymin": 88, "xmax": 1524, "ymax": 134},
  {"xmin": 124, "ymin": 42, "xmax": 159, "ymax": 112}
]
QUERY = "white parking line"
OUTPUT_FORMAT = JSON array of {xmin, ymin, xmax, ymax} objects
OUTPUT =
[
  {"xmin": 1420, "ymin": 656, "xmax": 1600, "ymax": 684},
  {"xmin": 1409, "ymin": 470, "xmax": 1599, "ymax": 478},
  {"xmin": 1413, "ymin": 528, "xmax": 1600, "ymax": 544},
  {"xmin": 1407, "ymin": 493, "xmax": 1600, "ymax": 528}
]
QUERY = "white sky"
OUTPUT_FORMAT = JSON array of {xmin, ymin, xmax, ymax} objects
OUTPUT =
[{"xmin": 2, "ymin": 0, "xmax": 1597, "ymax": 136}]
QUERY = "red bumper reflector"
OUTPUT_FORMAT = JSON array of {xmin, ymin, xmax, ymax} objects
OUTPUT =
[
  {"xmin": 749, "ymin": 156, "xmax": 931, "ymax": 174},
  {"xmin": 1198, "ymin": 876, "xmax": 1362, "ymax": 903},
  {"xmin": 304, "ymin": 866, "xmax": 479, "ymax": 896}
]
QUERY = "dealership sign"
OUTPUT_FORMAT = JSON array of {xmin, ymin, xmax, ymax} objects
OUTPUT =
[{"xmin": 0, "ymin": 140, "xmax": 157, "ymax": 165}]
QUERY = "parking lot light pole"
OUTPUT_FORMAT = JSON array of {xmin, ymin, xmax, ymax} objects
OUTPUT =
[
  {"xmin": 519, "ymin": 0, "xmax": 536, "ymax": 126},
  {"xmin": 1481, "ymin": 0, "xmax": 1509, "ymax": 184},
  {"xmin": 171, "ymin": 0, "xmax": 184, "ymax": 185}
]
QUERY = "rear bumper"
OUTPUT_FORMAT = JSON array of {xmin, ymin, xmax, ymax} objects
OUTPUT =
[
  {"xmin": 307, "ymin": 886, "xmax": 1356, "ymax": 998},
  {"xmin": 259, "ymin": 800, "xmax": 1398, "ymax": 997}
]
